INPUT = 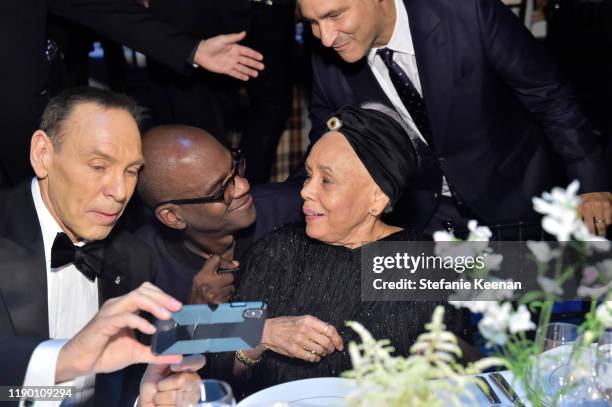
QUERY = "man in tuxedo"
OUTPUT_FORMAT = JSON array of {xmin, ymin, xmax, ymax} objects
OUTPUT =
[
  {"xmin": 300, "ymin": 0, "xmax": 612, "ymax": 237},
  {"xmin": 0, "ymin": 0, "xmax": 266, "ymax": 188},
  {"xmin": 0, "ymin": 87, "xmax": 197, "ymax": 405},
  {"xmin": 8, "ymin": 281, "xmax": 201, "ymax": 406},
  {"xmin": 136, "ymin": 125, "xmax": 303, "ymax": 304}
]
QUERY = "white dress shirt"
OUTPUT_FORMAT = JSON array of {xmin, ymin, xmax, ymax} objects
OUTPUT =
[
  {"xmin": 22, "ymin": 178, "xmax": 99, "ymax": 406},
  {"xmin": 367, "ymin": 0, "xmax": 450, "ymax": 195}
]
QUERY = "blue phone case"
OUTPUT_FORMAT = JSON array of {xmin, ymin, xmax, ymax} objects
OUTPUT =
[{"xmin": 151, "ymin": 301, "xmax": 266, "ymax": 355}]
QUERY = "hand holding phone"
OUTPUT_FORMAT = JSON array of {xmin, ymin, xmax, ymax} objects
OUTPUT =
[{"xmin": 152, "ymin": 302, "xmax": 266, "ymax": 355}]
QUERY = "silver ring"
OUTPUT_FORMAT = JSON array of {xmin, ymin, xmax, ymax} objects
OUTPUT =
[
  {"xmin": 323, "ymin": 322, "xmax": 330, "ymax": 336},
  {"xmin": 595, "ymin": 219, "xmax": 606, "ymax": 224}
]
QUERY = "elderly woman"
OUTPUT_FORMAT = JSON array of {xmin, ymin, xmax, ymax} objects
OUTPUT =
[{"xmin": 224, "ymin": 104, "xmax": 469, "ymax": 395}]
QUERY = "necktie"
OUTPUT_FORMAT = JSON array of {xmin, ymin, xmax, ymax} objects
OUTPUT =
[
  {"xmin": 377, "ymin": 48, "xmax": 433, "ymax": 146},
  {"xmin": 51, "ymin": 232, "xmax": 105, "ymax": 281}
]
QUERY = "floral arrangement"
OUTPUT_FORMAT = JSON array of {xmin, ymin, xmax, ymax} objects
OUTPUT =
[
  {"xmin": 343, "ymin": 307, "xmax": 505, "ymax": 407},
  {"xmin": 343, "ymin": 181, "xmax": 611, "ymax": 406}
]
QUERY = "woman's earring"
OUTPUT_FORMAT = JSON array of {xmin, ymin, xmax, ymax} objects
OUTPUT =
[{"xmin": 369, "ymin": 209, "xmax": 378, "ymax": 216}]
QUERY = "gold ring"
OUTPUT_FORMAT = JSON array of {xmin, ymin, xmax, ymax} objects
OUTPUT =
[
  {"xmin": 306, "ymin": 350, "xmax": 313, "ymax": 362},
  {"xmin": 323, "ymin": 323, "xmax": 330, "ymax": 336},
  {"xmin": 595, "ymin": 219, "xmax": 606, "ymax": 224}
]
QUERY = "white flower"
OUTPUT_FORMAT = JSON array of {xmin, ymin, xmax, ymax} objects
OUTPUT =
[
  {"xmin": 596, "ymin": 301, "xmax": 612, "ymax": 328},
  {"xmin": 532, "ymin": 180, "xmax": 612, "ymax": 246},
  {"xmin": 587, "ymin": 238, "xmax": 612, "ymax": 253},
  {"xmin": 578, "ymin": 283, "xmax": 612, "ymax": 299},
  {"xmin": 466, "ymin": 302, "xmax": 536, "ymax": 346},
  {"xmin": 449, "ymin": 301, "xmax": 497, "ymax": 314},
  {"xmin": 433, "ymin": 231, "xmax": 461, "ymax": 258},
  {"xmin": 482, "ymin": 252, "xmax": 504, "ymax": 271},
  {"xmin": 438, "ymin": 242, "xmax": 481, "ymax": 262},
  {"xmin": 539, "ymin": 211, "xmax": 581, "ymax": 242},
  {"xmin": 596, "ymin": 259, "xmax": 612, "ymax": 279},
  {"xmin": 467, "ymin": 220, "xmax": 492, "ymax": 242},
  {"xmin": 578, "ymin": 262, "xmax": 612, "ymax": 299},
  {"xmin": 573, "ymin": 224, "xmax": 612, "ymax": 252},
  {"xmin": 526, "ymin": 241, "xmax": 559, "ymax": 263},
  {"xmin": 433, "ymin": 230, "xmax": 457, "ymax": 242},
  {"xmin": 532, "ymin": 180, "xmax": 583, "ymax": 242},
  {"xmin": 508, "ymin": 304, "xmax": 536, "ymax": 334},
  {"xmin": 537, "ymin": 276, "xmax": 564, "ymax": 296},
  {"xmin": 478, "ymin": 302, "xmax": 512, "ymax": 346},
  {"xmin": 582, "ymin": 265, "xmax": 600, "ymax": 285},
  {"xmin": 535, "ymin": 180, "xmax": 581, "ymax": 213}
]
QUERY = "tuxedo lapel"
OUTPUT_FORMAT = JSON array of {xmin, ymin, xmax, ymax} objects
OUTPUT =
[
  {"xmin": 97, "ymin": 229, "xmax": 154, "ymax": 304},
  {"xmin": 404, "ymin": 0, "xmax": 453, "ymax": 151},
  {"xmin": 95, "ymin": 231, "xmax": 154, "ymax": 407},
  {"xmin": 0, "ymin": 183, "xmax": 48, "ymax": 337},
  {"xmin": 98, "ymin": 242, "xmax": 132, "ymax": 305}
]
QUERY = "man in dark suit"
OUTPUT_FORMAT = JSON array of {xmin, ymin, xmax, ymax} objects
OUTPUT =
[
  {"xmin": 0, "ymin": 0, "xmax": 265, "ymax": 188},
  {"xmin": 300, "ymin": 0, "xmax": 612, "ymax": 237},
  {"xmin": 0, "ymin": 88, "xmax": 197, "ymax": 406}
]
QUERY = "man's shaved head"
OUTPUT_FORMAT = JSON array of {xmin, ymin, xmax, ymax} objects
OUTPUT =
[
  {"xmin": 138, "ymin": 125, "xmax": 255, "ymax": 237},
  {"xmin": 138, "ymin": 125, "xmax": 225, "ymax": 208}
]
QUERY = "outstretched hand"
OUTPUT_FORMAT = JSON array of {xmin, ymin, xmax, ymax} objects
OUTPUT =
[{"xmin": 194, "ymin": 32, "xmax": 264, "ymax": 81}]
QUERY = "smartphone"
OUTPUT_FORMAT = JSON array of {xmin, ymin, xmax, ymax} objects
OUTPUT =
[
  {"xmin": 151, "ymin": 301, "xmax": 266, "ymax": 355},
  {"xmin": 217, "ymin": 266, "xmax": 239, "ymax": 274}
]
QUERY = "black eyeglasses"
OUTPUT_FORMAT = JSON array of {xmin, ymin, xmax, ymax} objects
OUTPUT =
[{"xmin": 155, "ymin": 149, "xmax": 246, "ymax": 208}]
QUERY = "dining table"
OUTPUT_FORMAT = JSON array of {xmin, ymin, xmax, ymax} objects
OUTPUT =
[{"xmin": 237, "ymin": 370, "xmax": 531, "ymax": 407}]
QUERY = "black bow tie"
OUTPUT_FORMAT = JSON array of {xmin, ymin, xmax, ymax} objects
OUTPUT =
[{"xmin": 50, "ymin": 232, "xmax": 105, "ymax": 281}]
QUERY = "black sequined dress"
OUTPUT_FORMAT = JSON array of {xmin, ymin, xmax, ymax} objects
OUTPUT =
[{"xmin": 230, "ymin": 223, "xmax": 469, "ymax": 396}]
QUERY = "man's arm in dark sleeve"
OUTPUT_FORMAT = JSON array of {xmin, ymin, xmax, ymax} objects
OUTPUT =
[
  {"xmin": 308, "ymin": 50, "xmax": 338, "ymax": 147},
  {"xmin": 477, "ymin": 0, "xmax": 608, "ymax": 192},
  {"xmin": 0, "ymin": 336, "xmax": 45, "ymax": 387},
  {"xmin": 49, "ymin": 0, "xmax": 199, "ymax": 74}
]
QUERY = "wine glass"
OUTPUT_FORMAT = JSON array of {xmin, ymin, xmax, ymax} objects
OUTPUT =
[
  {"xmin": 541, "ymin": 323, "xmax": 579, "ymax": 349},
  {"xmin": 176, "ymin": 379, "xmax": 236, "ymax": 407},
  {"xmin": 595, "ymin": 330, "xmax": 612, "ymax": 402},
  {"xmin": 529, "ymin": 322, "xmax": 579, "ymax": 402},
  {"xmin": 557, "ymin": 334, "xmax": 609, "ymax": 407}
]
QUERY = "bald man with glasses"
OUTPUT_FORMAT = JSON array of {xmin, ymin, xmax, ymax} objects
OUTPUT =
[{"xmin": 137, "ymin": 125, "xmax": 302, "ymax": 306}]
